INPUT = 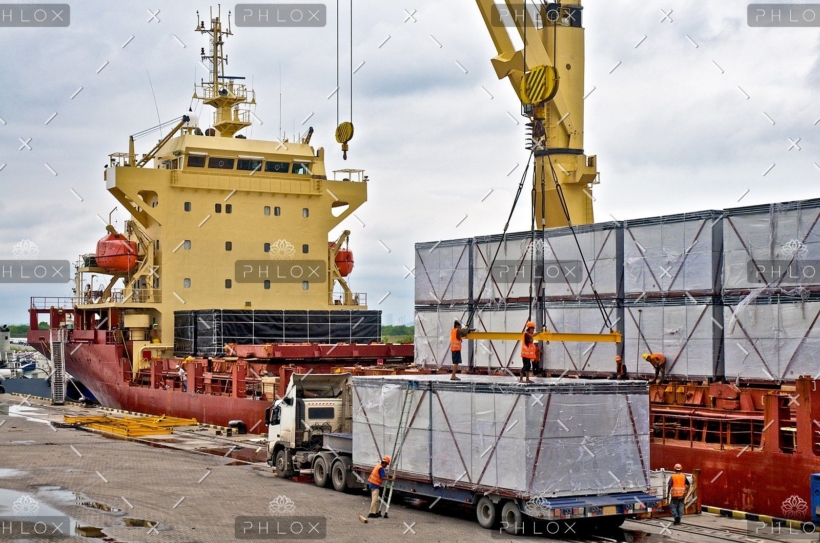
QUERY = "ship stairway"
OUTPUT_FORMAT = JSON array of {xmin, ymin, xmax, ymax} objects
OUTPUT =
[{"xmin": 49, "ymin": 329, "xmax": 67, "ymax": 405}]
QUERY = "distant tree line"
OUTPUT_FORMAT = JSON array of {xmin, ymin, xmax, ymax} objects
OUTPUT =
[
  {"xmin": 6, "ymin": 323, "xmax": 48, "ymax": 337},
  {"xmin": 382, "ymin": 324, "xmax": 413, "ymax": 344}
]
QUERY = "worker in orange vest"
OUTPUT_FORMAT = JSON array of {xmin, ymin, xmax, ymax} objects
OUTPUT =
[
  {"xmin": 520, "ymin": 321, "xmax": 537, "ymax": 384},
  {"xmin": 643, "ymin": 352, "xmax": 666, "ymax": 384},
  {"xmin": 613, "ymin": 355, "xmax": 627, "ymax": 380},
  {"xmin": 449, "ymin": 320, "xmax": 472, "ymax": 381},
  {"xmin": 366, "ymin": 456, "xmax": 391, "ymax": 518},
  {"xmin": 667, "ymin": 463, "xmax": 690, "ymax": 525}
]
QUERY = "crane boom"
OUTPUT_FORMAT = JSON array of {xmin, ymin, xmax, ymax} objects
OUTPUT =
[{"xmin": 476, "ymin": 0, "xmax": 599, "ymax": 227}]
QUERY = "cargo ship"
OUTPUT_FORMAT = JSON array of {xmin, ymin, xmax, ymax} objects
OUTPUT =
[{"xmin": 27, "ymin": 8, "xmax": 411, "ymax": 428}]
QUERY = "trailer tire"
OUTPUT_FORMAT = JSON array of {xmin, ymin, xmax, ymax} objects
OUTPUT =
[
  {"xmin": 313, "ymin": 457, "xmax": 330, "ymax": 488},
  {"xmin": 475, "ymin": 496, "xmax": 498, "ymax": 529},
  {"xmin": 275, "ymin": 450, "xmax": 291, "ymax": 479},
  {"xmin": 331, "ymin": 459, "xmax": 348, "ymax": 492},
  {"xmin": 501, "ymin": 501, "xmax": 523, "ymax": 535}
]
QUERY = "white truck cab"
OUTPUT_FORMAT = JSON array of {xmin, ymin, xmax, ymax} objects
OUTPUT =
[{"xmin": 266, "ymin": 373, "xmax": 356, "ymax": 484}]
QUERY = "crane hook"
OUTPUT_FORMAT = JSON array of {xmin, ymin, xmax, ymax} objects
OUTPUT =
[{"xmin": 335, "ymin": 121, "xmax": 354, "ymax": 160}]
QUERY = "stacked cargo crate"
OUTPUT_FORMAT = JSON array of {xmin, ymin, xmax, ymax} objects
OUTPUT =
[
  {"xmin": 721, "ymin": 198, "xmax": 820, "ymax": 382},
  {"xmin": 622, "ymin": 210, "xmax": 724, "ymax": 381},
  {"xmin": 414, "ymin": 197, "xmax": 820, "ymax": 383}
]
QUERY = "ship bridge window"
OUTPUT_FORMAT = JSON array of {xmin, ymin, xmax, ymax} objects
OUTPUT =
[
  {"xmin": 208, "ymin": 157, "xmax": 235, "ymax": 169},
  {"xmin": 187, "ymin": 155, "xmax": 206, "ymax": 168},
  {"xmin": 293, "ymin": 163, "xmax": 310, "ymax": 175},
  {"xmin": 183, "ymin": 240, "xmax": 191, "ymax": 250},
  {"xmin": 237, "ymin": 159, "xmax": 262, "ymax": 172},
  {"xmin": 302, "ymin": 208, "xmax": 309, "ymax": 218},
  {"xmin": 225, "ymin": 279, "xmax": 232, "ymax": 289},
  {"xmin": 264, "ymin": 280, "xmax": 270, "ymax": 290},
  {"xmin": 264, "ymin": 206, "xmax": 270, "ymax": 216},
  {"xmin": 184, "ymin": 278, "xmax": 191, "ymax": 288},
  {"xmin": 184, "ymin": 202, "xmax": 191, "ymax": 212},
  {"xmin": 226, "ymin": 204, "xmax": 232, "ymax": 214},
  {"xmin": 302, "ymin": 244, "xmax": 309, "ymax": 253},
  {"xmin": 274, "ymin": 207, "xmax": 281, "ymax": 216},
  {"xmin": 215, "ymin": 204, "xmax": 222, "ymax": 213},
  {"xmin": 225, "ymin": 241, "xmax": 232, "ymax": 251},
  {"xmin": 265, "ymin": 161, "xmax": 290, "ymax": 173}
]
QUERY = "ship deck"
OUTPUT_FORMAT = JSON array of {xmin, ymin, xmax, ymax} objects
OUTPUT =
[{"xmin": 0, "ymin": 394, "xmax": 808, "ymax": 543}]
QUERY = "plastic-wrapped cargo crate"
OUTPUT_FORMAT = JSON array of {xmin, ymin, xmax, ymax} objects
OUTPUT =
[
  {"xmin": 542, "ymin": 300, "xmax": 620, "ymax": 375},
  {"xmin": 724, "ymin": 293, "xmax": 820, "ymax": 382},
  {"xmin": 623, "ymin": 297, "xmax": 722, "ymax": 381},
  {"xmin": 472, "ymin": 225, "xmax": 622, "ymax": 303},
  {"xmin": 351, "ymin": 375, "xmax": 651, "ymax": 498},
  {"xmin": 413, "ymin": 306, "xmax": 471, "ymax": 368},
  {"xmin": 623, "ymin": 210, "xmax": 722, "ymax": 297},
  {"xmin": 472, "ymin": 231, "xmax": 537, "ymax": 303},
  {"xmin": 723, "ymin": 198, "xmax": 820, "ymax": 292},
  {"xmin": 414, "ymin": 239, "xmax": 472, "ymax": 305}
]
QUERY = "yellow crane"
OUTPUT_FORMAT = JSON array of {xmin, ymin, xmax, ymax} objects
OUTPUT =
[
  {"xmin": 476, "ymin": 0, "xmax": 598, "ymax": 229},
  {"xmin": 465, "ymin": 0, "xmax": 619, "ymax": 346}
]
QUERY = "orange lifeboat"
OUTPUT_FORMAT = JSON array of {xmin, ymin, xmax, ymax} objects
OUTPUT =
[
  {"xmin": 95, "ymin": 230, "xmax": 138, "ymax": 273},
  {"xmin": 335, "ymin": 249, "xmax": 354, "ymax": 277}
]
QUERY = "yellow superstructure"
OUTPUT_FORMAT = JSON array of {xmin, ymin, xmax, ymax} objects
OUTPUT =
[
  {"xmin": 477, "ymin": 0, "xmax": 599, "ymax": 227},
  {"xmin": 74, "ymin": 8, "xmax": 369, "ymax": 365}
]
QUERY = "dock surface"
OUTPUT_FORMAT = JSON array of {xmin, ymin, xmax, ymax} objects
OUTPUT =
[{"xmin": 0, "ymin": 396, "xmax": 804, "ymax": 542}]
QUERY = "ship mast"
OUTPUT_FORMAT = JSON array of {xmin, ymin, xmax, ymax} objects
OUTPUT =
[{"xmin": 194, "ymin": 6, "xmax": 255, "ymax": 137}]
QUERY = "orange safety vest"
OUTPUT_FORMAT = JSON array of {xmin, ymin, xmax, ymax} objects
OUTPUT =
[
  {"xmin": 648, "ymin": 353, "xmax": 666, "ymax": 367},
  {"xmin": 368, "ymin": 464, "xmax": 384, "ymax": 487},
  {"xmin": 521, "ymin": 332, "xmax": 537, "ymax": 360},
  {"xmin": 450, "ymin": 328, "xmax": 462, "ymax": 352},
  {"xmin": 670, "ymin": 472, "xmax": 687, "ymax": 499}
]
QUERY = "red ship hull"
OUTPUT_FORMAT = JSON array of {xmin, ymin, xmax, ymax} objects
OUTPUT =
[
  {"xmin": 27, "ymin": 328, "xmax": 413, "ymax": 432},
  {"xmin": 646, "ymin": 378, "xmax": 820, "ymax": 522},
  {"xmin": 651, "ymin": 441, "xmax": 815, "ymax": 521}
]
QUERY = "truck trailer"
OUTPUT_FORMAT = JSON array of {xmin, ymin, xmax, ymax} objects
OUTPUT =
[{"xmin": 266, "ymin": 373, "xmax": 662, "ymax": 534}]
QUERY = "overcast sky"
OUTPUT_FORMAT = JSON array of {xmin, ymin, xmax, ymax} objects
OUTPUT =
[{"xmin": 0, "ymin": 0, "xmax": 818, "ymax": 326}]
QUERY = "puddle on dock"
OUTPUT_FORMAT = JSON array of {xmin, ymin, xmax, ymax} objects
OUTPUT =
[{"xmin": 7, "ymin": 405, "xmax": 51, "ymax": 424}]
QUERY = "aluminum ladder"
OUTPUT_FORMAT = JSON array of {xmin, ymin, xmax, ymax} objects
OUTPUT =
[
  {"xmin": 49, "ymin": 329, "xmax": 67, "ymax": 405},
  {"xmin": 379, "ymin": 381, "xmax": 418, "ymax": 519}
]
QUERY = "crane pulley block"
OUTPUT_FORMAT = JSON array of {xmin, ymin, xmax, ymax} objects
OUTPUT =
[
  {"xmin": 519, "ymin": 65, "xmax": 559, "ymax": 105},
  {"xmin": 335, "ymin": 121, "xmax": 354, "ymax": 160}
]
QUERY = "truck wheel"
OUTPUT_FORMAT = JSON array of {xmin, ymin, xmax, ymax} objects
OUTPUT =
[
  {"xmin": 314, "ymin": 457, "xmax": 330, "ymax": 488},
  {"xmin": 331, "ymin": 460, "xmax": 348, "ymax": 492},
  {"xmin": 476, "ymin": 496, "xmax": 498, "ymax": 529},
  {"xmin": 501, "ymin": 501, "xmax": 523, "ymax": 535},
  {"xmin": 275, "ymin": 450, "xmax": 291, "ymax": 479}
]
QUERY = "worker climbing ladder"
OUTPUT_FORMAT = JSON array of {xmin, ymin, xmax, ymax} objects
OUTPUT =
[
  {"xmin": 379, "ymin": 381, "xmax": 419, "ymax": 519},
  {"xmin": 50, "ymin": 328, "xmax": 67, "ymax": 405}
]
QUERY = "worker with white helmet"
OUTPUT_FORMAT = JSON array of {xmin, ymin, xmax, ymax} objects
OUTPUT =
[
  {"xmin": 667, "ymin": 463, "xmax": 690, "ymax": 525},
  {"xmin": 520, "ymin": 321, "xmax": 537, "ymax": 384}
]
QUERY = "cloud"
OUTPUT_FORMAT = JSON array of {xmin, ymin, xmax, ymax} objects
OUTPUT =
[{"xmin": 1, "ymin": 0, "xmax": 819, "ymax": 328}]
